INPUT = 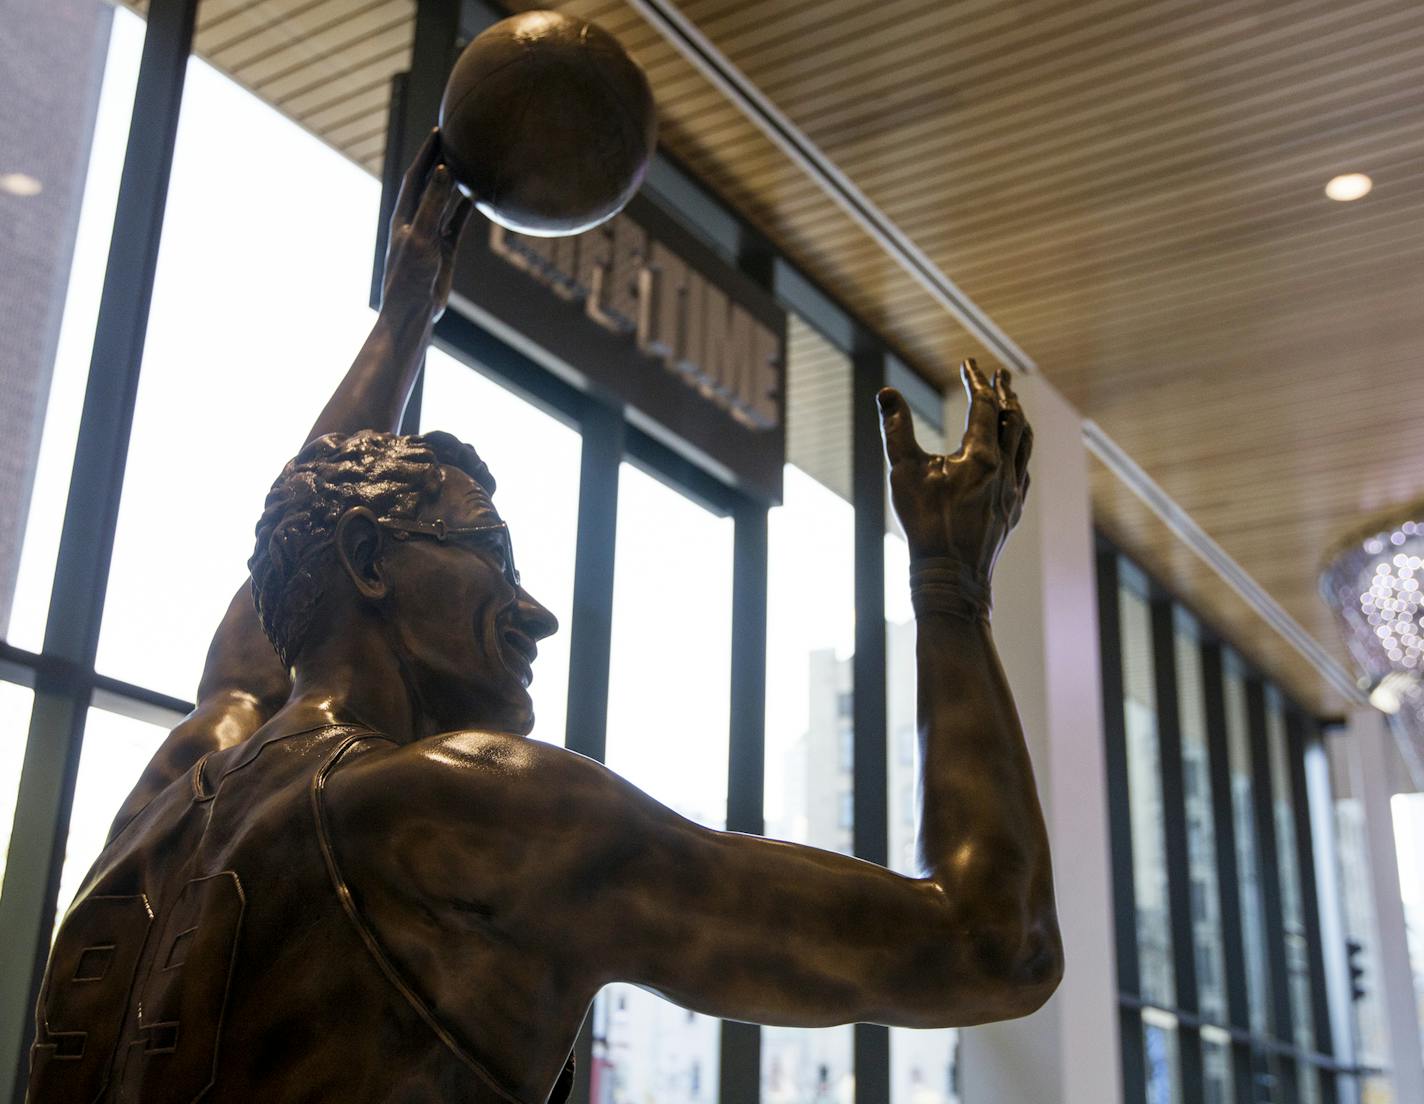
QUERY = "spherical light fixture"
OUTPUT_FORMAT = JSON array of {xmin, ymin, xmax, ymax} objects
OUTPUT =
[
  {"xmin": 1322, "ymin": 503, "xmax": 1424, "ymax": 783},
  {"xmin": 1325, "ymin": 173, "xmax": 1372, "ymax": 202}
]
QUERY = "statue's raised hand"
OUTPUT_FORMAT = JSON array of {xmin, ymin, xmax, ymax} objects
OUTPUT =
[
  {"xmin": 382, "ymin": 130, "xmax": 473, "ymax": 320},
  {"xmin": 878, "ymin": 359, "xmax": 1031, "ymax": 580}
]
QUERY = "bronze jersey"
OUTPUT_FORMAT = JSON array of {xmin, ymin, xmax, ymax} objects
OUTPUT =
[{"xmin": 30, "ymin": 723, "xmax": 574, "ymax": 1104}]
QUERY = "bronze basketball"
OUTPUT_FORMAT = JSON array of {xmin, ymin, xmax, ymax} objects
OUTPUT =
[{"xmin": 439, "ymin": 10, "xmax": 657, "ymax": 237}]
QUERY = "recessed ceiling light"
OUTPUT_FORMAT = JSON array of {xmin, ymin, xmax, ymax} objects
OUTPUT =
[
  {"xmin": 0, "ymin": 172, "xmax": 42, "ymax": 197},
  {"xmin": 1325, "ymin": 173, "xmax": 1372, "ymax": 202}
]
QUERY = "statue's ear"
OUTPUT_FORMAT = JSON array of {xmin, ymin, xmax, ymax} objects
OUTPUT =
[{"xmin": 334, "ymin": 507, "xmax": 387, "ymax": 600}]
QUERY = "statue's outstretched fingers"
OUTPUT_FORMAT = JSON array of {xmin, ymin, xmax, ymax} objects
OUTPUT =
[
  {"xmin": 995, "ymin": 368, "xmax": 1026, "ymax": 463},
  {"xmin": 1015, "ymin": 424, "xmax": 1034, "ymax": 491},
  {"xmin": 413, "ymin": 165, "xmax": 455, "ymax": 239},
  {"xmin": 394, "ymin": 129, "xmax": 440, "ymax": 228},
  {"xmin": 441, "ymin": 189, "xmax": 472, "ymax": 248},
  {"xmin": 877, "ymin": 387, "xmax": 926, "ymax": 469},
  {"xmin": 961, "ymin": 359, "xmax": 1000, "ymax": 463}
]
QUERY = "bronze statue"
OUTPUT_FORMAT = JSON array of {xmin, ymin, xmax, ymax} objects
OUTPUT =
[{"xmin": 29, "ymin": 134, "xmax": 1060, "ymax": 1103}]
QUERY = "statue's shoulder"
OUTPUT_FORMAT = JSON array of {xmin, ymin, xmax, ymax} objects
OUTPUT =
[{"xmin": 326, "ymin": 728, "xmax": 600, "ymax": 825}]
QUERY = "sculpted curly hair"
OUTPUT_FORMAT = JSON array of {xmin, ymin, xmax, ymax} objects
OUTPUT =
[{"xmin": 249, "ymin": 429, "xmax": 495, "ymax": 669}]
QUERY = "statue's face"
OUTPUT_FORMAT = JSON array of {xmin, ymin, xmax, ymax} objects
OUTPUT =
[{"xmin": 379, "ymin": 465, "xmax": 557, "ymax": 735}]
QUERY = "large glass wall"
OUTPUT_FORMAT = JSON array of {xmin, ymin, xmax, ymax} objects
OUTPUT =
[{"xmin": 1100, "ymin": 545, "xmax": 1344, "ymax": 1104}]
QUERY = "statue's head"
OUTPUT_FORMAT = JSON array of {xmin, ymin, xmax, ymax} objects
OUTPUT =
[{"xmin": 250, "ymin": 429, "xmax": 556, "ymax": 735}]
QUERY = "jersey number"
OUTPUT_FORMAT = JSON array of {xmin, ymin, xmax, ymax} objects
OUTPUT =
[{"xmin": 31, "ymin": 873, "xmax": 245, "ymax": 1103}]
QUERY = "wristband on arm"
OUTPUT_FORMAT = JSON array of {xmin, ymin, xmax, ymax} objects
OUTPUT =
[{"xmin": 909, "ymin": 557, "xmax": 992, "ymax": 624}]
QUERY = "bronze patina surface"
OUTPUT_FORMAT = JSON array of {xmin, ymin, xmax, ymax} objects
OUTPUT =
[{"xmin": 30, "ymin": 135, "xmax": 1060, "ymax": 1104}]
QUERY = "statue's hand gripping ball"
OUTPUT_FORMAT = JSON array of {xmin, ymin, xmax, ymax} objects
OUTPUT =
[{"xmin": 438, "ymin": 10, "xmax": 657, "ymax": 238}]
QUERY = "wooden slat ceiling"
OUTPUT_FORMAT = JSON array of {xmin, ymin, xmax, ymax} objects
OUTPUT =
[{"xmin": 156, "ymin": 0, "xmax": 1424, "ymax": 713}]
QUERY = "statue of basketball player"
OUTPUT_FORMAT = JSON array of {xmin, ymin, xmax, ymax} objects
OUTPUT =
[{"xmin": 31, "ymin": 134, "xmax": 1060, "ymax": 1104}]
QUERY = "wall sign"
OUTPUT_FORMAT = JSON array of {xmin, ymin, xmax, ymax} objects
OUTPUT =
[{"xmin": 448, "ymin": 191, "xmax": 787, "ymax": 505}]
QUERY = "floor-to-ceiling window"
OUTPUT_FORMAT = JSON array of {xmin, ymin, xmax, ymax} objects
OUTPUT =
[{"xmin": 1099, "ymin": 543, "xmax": 1348, "ymax": 1104}]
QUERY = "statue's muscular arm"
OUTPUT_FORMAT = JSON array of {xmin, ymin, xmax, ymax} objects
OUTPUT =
[
  {"xmin": 113, "ymin": 135, "xmax": 469, "ymax": 831},
  {"xmin": 333, "ymin": 363, "xmax": 1061, "ymax": 1032}
]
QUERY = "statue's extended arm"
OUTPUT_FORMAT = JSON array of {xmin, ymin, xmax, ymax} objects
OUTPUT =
[
  {"xmin": 572, "ymin": 363, "xmax": 1060, "ymax": 1026},
  {"xmin": 334, "ymin": 362, "xmax": 1060, "ymax": 1029},
  {"xmin": 114, "ymin": 135, "xmax": 470, "ymax": 831}
]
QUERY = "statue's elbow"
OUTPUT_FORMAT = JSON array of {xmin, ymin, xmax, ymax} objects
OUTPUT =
[{"xmin": 998, "ymin": 925, "xmax": 1064, "ymax": 1019}]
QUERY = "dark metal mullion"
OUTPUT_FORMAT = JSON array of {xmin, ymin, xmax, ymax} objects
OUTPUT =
[
  {"xmin": 719, "ymin": 499, "xmax": 768, "ymax": 1104},
  {"xmin": 563, "ymin": 396, "xmax": 623, "ymax": 766},
  {"xmin": 1096, "ymin": 545, "xmax": 1147, "ymax": 1101},
  {"xmin": 562, "ymin": 396, "xmax": 623, "ymax": 1104},
  {"xmin": 0, "ymin": 3, "xmax": 198, "ymax": 1099},
  {"xmin": 1199, "ymin": 639, "xmax": 1254, "ymax": 1104},
  {"xmin": 850, "ymin": 347, "xmax": 889, "ymax": 1104},
  {"xmin": 1287, "ymin": 710, "xmax": 1338, "ymax": 1104},
  {"xmin": 1149, "ymin": 596, "xmax": 1204, "ymax": 1102}
]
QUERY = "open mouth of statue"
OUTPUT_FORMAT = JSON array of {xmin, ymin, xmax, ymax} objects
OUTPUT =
[{"xmin": 502, "ymin": 629, "xmax": 537, "ymax": 687}]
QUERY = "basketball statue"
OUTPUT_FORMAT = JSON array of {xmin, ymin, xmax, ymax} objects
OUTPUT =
[{"xmin": 28, "ymin": 28, "xmax": 1059, "ymax": 1104}]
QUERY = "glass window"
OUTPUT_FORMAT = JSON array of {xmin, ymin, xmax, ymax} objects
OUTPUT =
[
  {"xmin": 1391, "ymin": 792, "xmax": 1424, "ymax": 1063},
  {"xmin": 1141, "ymin": 1006, "xmax": 1182, "ymax": 1104},
  {"xmin": 1331, "ymin": 791, "xmax": 1391, "ymax": 1075},
  {"xmin": 593, "ymin": 461, "xmax": 733, "ymax": 1104},
  {"xmin": 1119, "ymin": 571, "xmax": 1177, "ymax": 1011},
  {"xmin": 55, "ymin": 706, "xmax": 168, "ymax": 923},
  {"xmin": 1223, "ymin": 655, "xmax": 1271, "ymax": 1036},
  {"xmin": 1119, "ymin": 570, "xmax": 1181, "ymax": 1101},
  {"xmin": 95, "ymin": 41, "xmax": 382, "ymax": 699},
  {"xmin": 763, "ymin": 317, "xmax": 854, "ymax": 1102},
  {"xmin": 0, "ymin": 681, "xmax": 38, "ymax": 886},
  {"xmin": 1176, "ymin": 615, "xmax": 1234, "ymax": 1104},
  {"xmin": 1175, "ymin": 615, "xmax": 1229, "ymax": 1031},
  {"xmin": 420, "ymin": 350, "xmax": 580, "ymax": 746},
  {"xmin": 1199, "ymin": 1025, "xmax": 1234, "ymax": 1104},
  {"xmin": 5, "ymin": 5, "xmax": 144, "ymax": 650},
  {"xmin": 1264, "ymin": 690, "xmax": 1314, "ymax": 1056}
]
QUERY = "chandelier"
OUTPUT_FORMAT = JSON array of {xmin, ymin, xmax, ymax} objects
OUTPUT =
[{"xmin": 1321, "ymin": 503, "xmax": 1424, "ymax": 784}]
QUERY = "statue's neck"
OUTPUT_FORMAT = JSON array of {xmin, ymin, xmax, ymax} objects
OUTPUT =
[{"xmin": 282, "ymin": 616, "xmax": 425, "ymax": 741}]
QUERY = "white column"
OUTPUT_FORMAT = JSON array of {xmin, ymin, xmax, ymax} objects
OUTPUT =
[
  {"xmin": 1344, "ymin": 707, "xmax": 1424, "ymax": 1102},
  {"xmin": 956, "ymin": 374, "xmax": 1123, "ymax": 1104}
]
